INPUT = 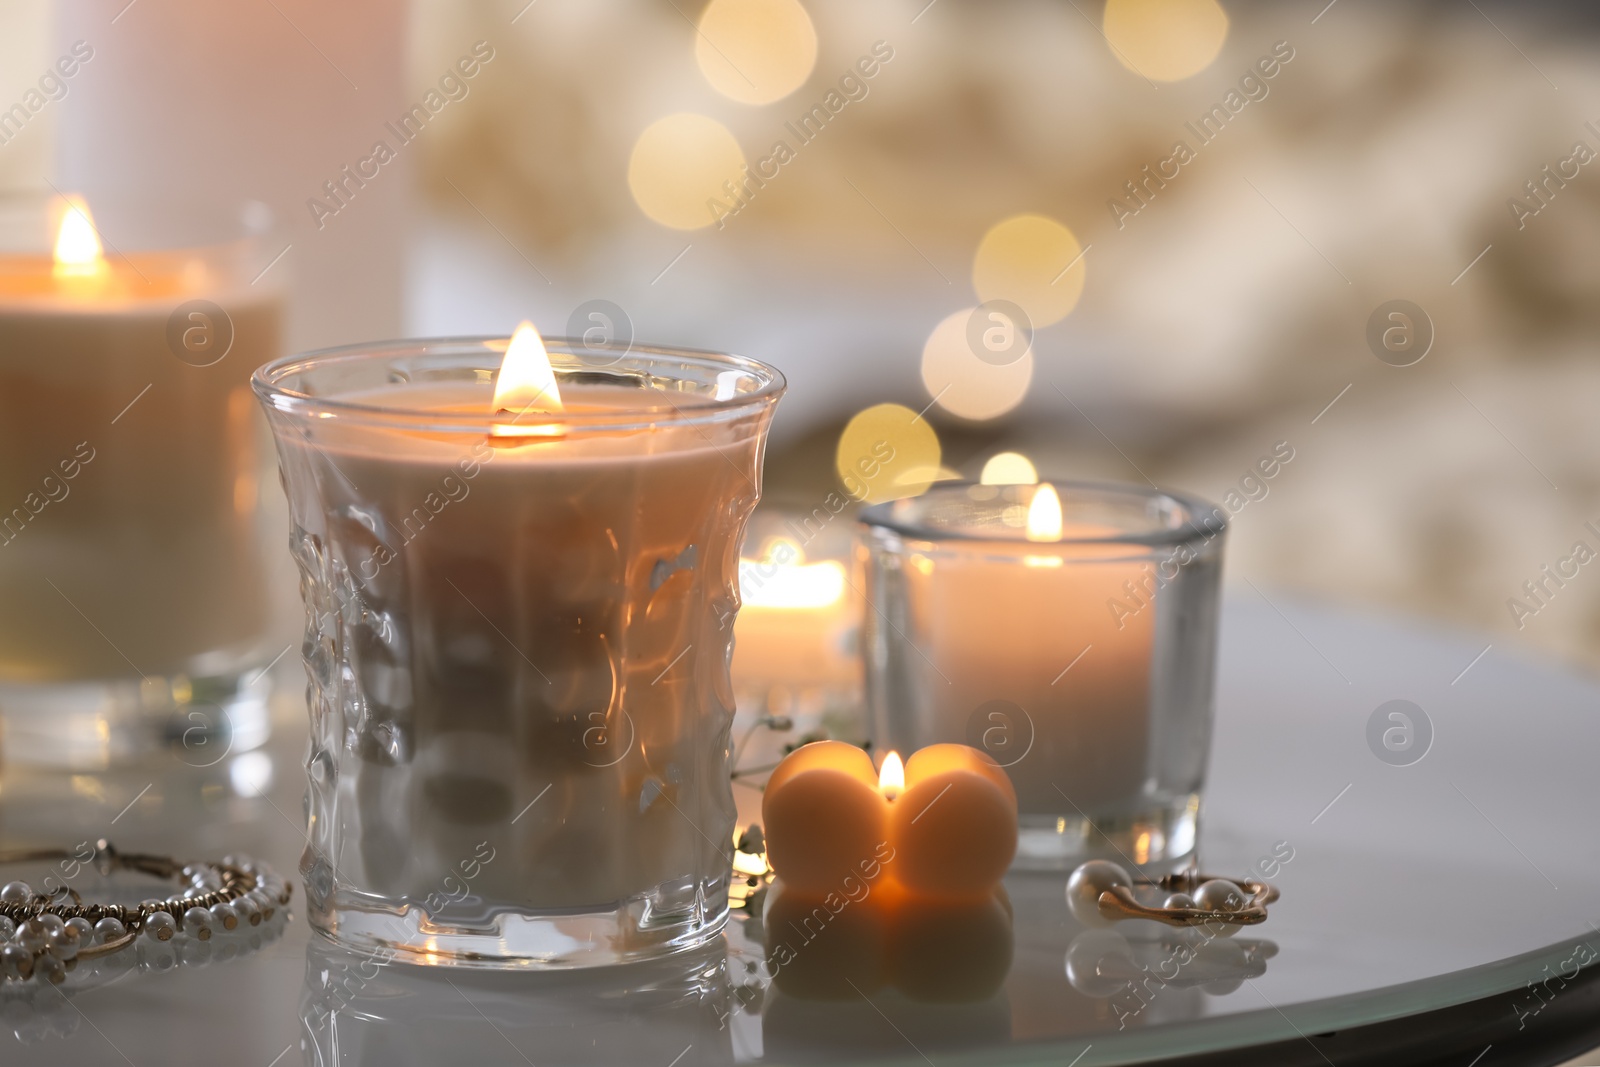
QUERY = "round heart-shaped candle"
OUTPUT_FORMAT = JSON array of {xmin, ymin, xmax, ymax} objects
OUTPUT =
[
  {"xmin": 891, "ymin": 744, "xmax": 1018, "ymax": 898},
  {"xmin": 763, "ymin": 741, "xmax": 1017, "ymax": 899},
  {"xmin": 763, "ymin": 741, "xmax": 891, "ymax": 896}
]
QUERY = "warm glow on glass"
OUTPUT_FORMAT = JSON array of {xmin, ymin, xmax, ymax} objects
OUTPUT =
[
  {"xmin": 920, "ymin": 308, "xmax": 1033, "ymax": 422},
  {"xmin": 696, "ymin": 0, "xmax": 818, "ymax": 105},
  {"xmin": 878, "ymin": 751, "xmax": 905, "ymax": 800},
  {"xmin": 972, "ymin": 214, "xmax": 1085, "ymax": 329},
  {"xmin": 767, "ymin": 536, "xmax": 803, "ymax": 561},
  {"xmin": 740, "ymin": 546, "xmax": 848, "ymax": 610},
  {"xmin": 491, "ymin": 321, "xmax": 564, "ymax": 439},
  {"xmin": 1026, "ymin": 483, "xmax": 1063, "ymax": 542},
  {"xmin": 1102, "ymin": 0, "xmax": 1229, "ymax": 82},
  {"xmin": 53, "ymin": 196, "xmax": 106, "ymax": 278},
  {"xmin": 981, "ymin": 451, "xmax": 1039, "ymax": 485},
  {"xmin": 732, "ymin": 850, "xmax": 770, "ymax": 877},
  {"xmin": 627, "ymin": 113, "xmax": 748, "ymax": 230},
  {"xmin": 893, "ymin": 463, "xmax": 964, "ymax": 488}
]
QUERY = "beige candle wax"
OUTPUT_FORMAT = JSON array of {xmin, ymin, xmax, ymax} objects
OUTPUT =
[
  {"xmin": 0, "ymin": 199, "xmax": 279, "ymax": 682},
  {"xmin": 900, "ymin": 487, "xmax": 1154, "ymax": 815},
  {"xmin": 259, "ymin": 326, "xmax": 783, "ymax": 964}
]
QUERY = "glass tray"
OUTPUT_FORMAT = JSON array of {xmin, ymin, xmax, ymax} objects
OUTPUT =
[{"xmin": 1, "ymin": 595, "xmax": 1596, "ymax": 1066}]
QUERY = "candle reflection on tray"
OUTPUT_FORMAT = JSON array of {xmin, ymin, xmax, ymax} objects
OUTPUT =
[
  {"xmin": 756, "ymin": 884, "xmax": 1014, "ymax": 1060},
  {"xmin": 759, "ymin": 882, "xmax": 1013, "ymax": 1003}
]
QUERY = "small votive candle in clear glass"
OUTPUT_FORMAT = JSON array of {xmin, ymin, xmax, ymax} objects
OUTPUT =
[
  {"xmin": 254, "ymin": 330, "xmax": 783, "ymax": 967},
  {"xmin": 858, "ymin": 480, "xmax": 1227, "ymax": 868}
]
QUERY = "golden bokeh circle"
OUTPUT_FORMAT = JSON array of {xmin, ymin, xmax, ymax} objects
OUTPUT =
[
  {"xmin": 980, "ymin": 452, "xmax": 1039, "ymax": 485},
  {"xmin": 1102, "ymin": 0, "xmax": 1229, "ymax": 82},
  {"xmin": 696, "ymin": 0, "xmax": 819, "ymax": 105},
  {"xmin": 972, "ymin": 214, "xmax": 1085, "ymax": 330},
  {"xmin": 920, "ymin": 308, "xmax": 1034, "ymax": 422},
  {"xmin": 836, "ymin": 403, "xmax": 942, "ymax": 504},
  {"xmin": 627, "ymin": 113, "xmax": 747, "ymax": 230}
]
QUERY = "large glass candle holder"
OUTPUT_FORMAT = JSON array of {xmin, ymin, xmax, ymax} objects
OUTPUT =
[
  {"xmin": 254, "ymin": 335, "xmax": 783, "ymax": 968},
  {"xmin": 0, "ymin": 194, "xmax": 284, "ymax": 767},
  {"xmin": 859, "ymin": 481, "xmax": 1226, "ymax": 868}
]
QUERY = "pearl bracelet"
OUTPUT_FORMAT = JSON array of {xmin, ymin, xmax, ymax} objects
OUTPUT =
[{"xmin": 0, "ymin": 839, "xmax": 292, "ymax": 985}]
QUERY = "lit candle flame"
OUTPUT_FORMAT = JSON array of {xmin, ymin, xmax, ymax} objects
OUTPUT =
[
  {"xmin": 879, "ymin": 751, "xmax": 905, "ymax": 800},
  {"xmin": 739, "ymin": 538, "xmax": 848, "ymax": 609},
  {"xmin": 1025, "ymin": 482, "xmax": 1062, "ymax": 543},
  {"xmin": 53, "ymin": 195, "xmax": 106, "ymax": 279},
  {"xmin": 490, "ymin": 321, "xmax": 564, "ymax": 440}
]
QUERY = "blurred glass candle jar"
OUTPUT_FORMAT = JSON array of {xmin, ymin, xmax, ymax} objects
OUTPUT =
[
  {"xmin": 0, "ymin": 195, "xmax": 284, "ymax": 768},
  {"xmin": 859, "ymin": 481, "xmax": 1226, "ymax": 868},
  {"xmin": 732, "ymin": 530, "xmax": 857, "ymax": 694},
  {"xmin": 727, "ymin": 516, "xmax": 862, "ymax": 838},
  {"xmin": 254, "ymin": 326, "xmax": 783, "ymax": 967}
]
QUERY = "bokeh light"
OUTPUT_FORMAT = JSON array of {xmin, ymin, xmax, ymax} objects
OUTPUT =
[
  {"xmin": 627, "ymin": 113, "xmax": 747, "ymax": 230},
  {"xmin": 1102, "ymin": 0, "xmax": 1229, "ymax": 82},
  {"xmin": 972, "ymin": 214, "xmax": 1085, "ymax": 329},
  {"xmin": 920, "ymin": 308, "xmax": 1034, "ymax": 422},
  {"xmin": 980, "ymin": 452, "xmax": 1039, "ymax": 485},
  {"xmin": 696, "ymin": 0, "xmax": 819, "ymax": 106},
  {"xmin": 836, "ymin": 403, "xmax": 941, "ymax": 503}
]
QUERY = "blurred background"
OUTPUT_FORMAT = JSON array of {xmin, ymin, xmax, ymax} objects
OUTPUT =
[{"xmin": 5, "ymin": 0, "xmax": 1598, "ymax": 677}]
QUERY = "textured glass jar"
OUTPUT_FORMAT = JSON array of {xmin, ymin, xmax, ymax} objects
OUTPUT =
[
  {"xmin": 254, "ymin": 336, "xmax": 783, "ymax": 967},
  {"xmin": 860, "ymin": 481, "xmax": 1226, "ymax": 868}
]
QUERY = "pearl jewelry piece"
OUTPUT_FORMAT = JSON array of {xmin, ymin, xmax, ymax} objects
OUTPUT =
[
  {"xmin": 1065, "ymin": 860, "xmax": 1134, "ymax": 927},
  {"xmin": 47, "ymin": 925, "xmax": 80, "ymax": 961},
  {"xmin": 17, "ymin": 918, "xmax": 50, "ymax": 952},
  {"xmin": 6, "ymin": 943, "xmax": 36, "ymax": 981},
  {"xmin": 1064, "ymin": 862, "xmax": 1280, "ymax": 930},
  {"xmin": 1194, "ymin": 879, "xmax": 1245, "ymax": 910},
  {"xmin": 0, "ymin": 841, "xmax": 292, "ymax": 985},
  {"xmin": 1, "ymin": 942, "xmax": 30, "ymax": 980},
  {"xmin": 145, "ymin": 911, "xmax": 178, "ymax": 942},
  {"xmin": 33, "ymin": 952, "xmax": 66, "ymax": 985},
  {"xmin": 182, "ymin": 907, "xmax": 213, "ymax": 941},
  {"xmin": 1193, "ymin": 879, "xmax": 1248, "ymax": 938}
]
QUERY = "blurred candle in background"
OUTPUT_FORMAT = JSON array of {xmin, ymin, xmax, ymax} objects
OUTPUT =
[
  {"xmin": 732, "ymin": 534, "xmax": 856, "ymax": 691},
  {"xmin": 0, "ymin": 194, "xmax": 284, "ymax": 767},
  {"xmin": 53, "ymin": 0, "xmax": 408, "ymax": 351},
  {"xmin": 727, "ymin": 516, "xmax": 863, "ymax": 837}
]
